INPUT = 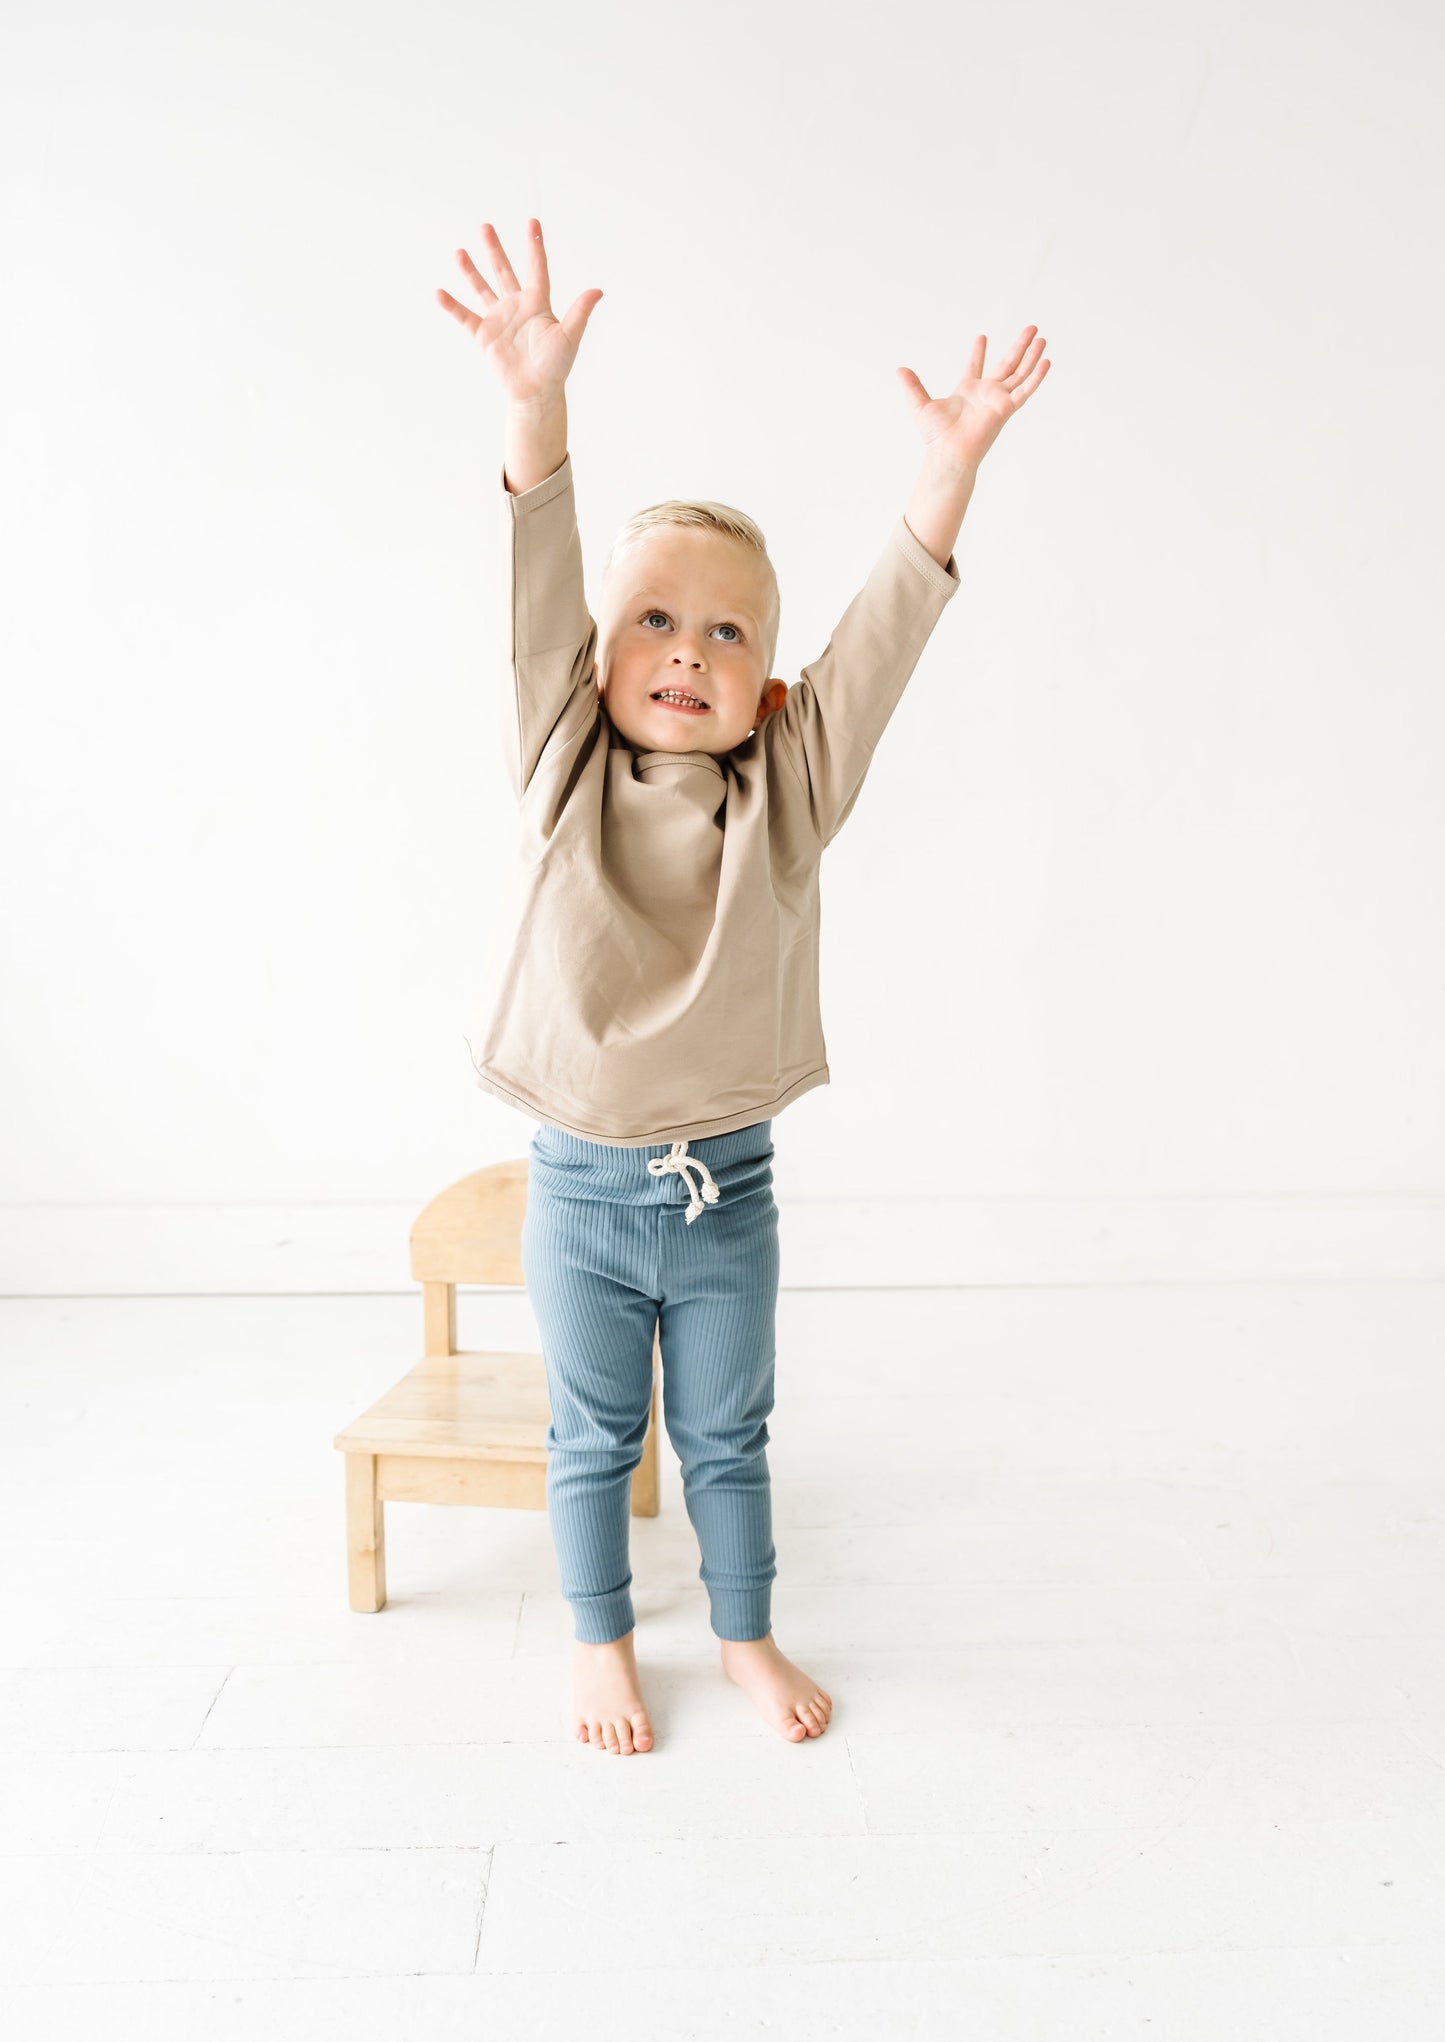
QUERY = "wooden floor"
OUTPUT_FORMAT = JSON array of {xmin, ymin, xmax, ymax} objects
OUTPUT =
[{"xmin": 1, "ymin": 1280, "xmax": 1443, "ymax": 2037}]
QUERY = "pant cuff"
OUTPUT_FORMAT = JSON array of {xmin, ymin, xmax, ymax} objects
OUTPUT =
[
  {"xmin": 570, "ymin": 1583, "xmax": 635, "ymax": 1644},
  {"xmin": 708, "ymin": 1584, "xmax": 773, "ymax": 1642}
]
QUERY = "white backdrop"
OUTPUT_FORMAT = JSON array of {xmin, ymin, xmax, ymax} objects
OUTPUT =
[{"xmin": 3, "ymin": 0, "xmax": 1442, "ymax": 1292}]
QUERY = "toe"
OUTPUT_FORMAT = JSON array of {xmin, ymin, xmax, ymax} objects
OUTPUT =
[
  {"xmin": 632, "ymin": 1715, "xmax": 654, "ymax": 1750},
  {"xmin": 782, "ymin": 1716, "xmax": 807, "ymax": 1740}
]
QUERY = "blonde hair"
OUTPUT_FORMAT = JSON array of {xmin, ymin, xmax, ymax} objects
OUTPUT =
[{"xmin": 600, "ymin": 497, "xmax": 780, "ymax": 675}]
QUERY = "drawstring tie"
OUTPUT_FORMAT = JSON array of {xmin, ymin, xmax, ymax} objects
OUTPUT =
[{"xmin": 647, "ymin": 1140, "xmax": 721, "ymax": 1223}]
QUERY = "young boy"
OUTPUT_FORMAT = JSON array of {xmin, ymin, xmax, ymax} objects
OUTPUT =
[{"xmin": 438, "ymin": 217, "xmax": 1049, "ymax": 1756}]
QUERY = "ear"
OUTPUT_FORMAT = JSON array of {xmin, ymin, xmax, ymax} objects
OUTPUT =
[{"xmin": 755, "ymin": 678, "xmax": 788, "ymax": 724}]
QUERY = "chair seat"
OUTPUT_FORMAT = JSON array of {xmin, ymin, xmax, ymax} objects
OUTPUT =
[
  {"xmin": 332, "ymin": 1350, "xmax": 551, "ymax": 1463},
  {"xmin": 333, "ymin": 1159, "xmax": 662, "ymax": 1612}
]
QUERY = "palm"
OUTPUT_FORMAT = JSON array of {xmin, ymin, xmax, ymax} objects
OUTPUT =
[
  {"xmin": 436, "ymin": 218, "xmax": 602, "ymax": 405},
  {"xmin": 897, "ymin": 326, "xmax": 1050, "ymax": 470},
  {"xmin": 479, "ymin": 292, "xmax": 576, "ymax": 397}
]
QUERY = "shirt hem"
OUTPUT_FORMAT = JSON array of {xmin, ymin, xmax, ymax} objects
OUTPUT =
[{"xmin": 470, "ymin": 1063, "xmax": 831, "ymax": 1146}]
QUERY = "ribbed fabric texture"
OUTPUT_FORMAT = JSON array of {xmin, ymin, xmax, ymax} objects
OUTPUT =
[{"xmin": 520, "ymin": 1118, "xmax": 780, "ymax": 1643}]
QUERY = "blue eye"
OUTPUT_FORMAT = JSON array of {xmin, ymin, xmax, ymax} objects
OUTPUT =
[{"xmin": 641, "ymin": 610, "xmax": 742, "ymax": 642}]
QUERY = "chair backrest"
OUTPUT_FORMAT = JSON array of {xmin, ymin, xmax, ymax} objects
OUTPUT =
[
  {"xmin": 410, "ymin": 1160, "xmax": 529, "ymax": 1286},
  {"xmin": 410, "ymin": 1160, "xmax": 529, "ymax": 1357}
]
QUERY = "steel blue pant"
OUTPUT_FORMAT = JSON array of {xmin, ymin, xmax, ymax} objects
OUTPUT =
[{"xmin": 519, "ymin": 1118, "xmax": 780, "ymax": 1644}]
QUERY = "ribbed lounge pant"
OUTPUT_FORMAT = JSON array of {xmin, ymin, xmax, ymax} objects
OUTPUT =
[{"xmin": 519, "ymin": 1118, "xmax": 780, "ymax": 1644}]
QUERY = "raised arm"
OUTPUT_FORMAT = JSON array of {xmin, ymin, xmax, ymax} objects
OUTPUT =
[
  {"xmin": 765, "ymin": 515, "xmax": 962, "ymax": 848},
  {"xmin": 437, "ymin": 218, "xmax": 605, "ymax": 798},
  {"xmin": 896, "ymin": 323, "xmax": 1051, "ymax": 565},
  {"xmin": 438, "ymin": 216, "xmax": 601, "ymax": 486},
  {"xmin": 767, "ymin": 324, "xmax": 1052, "ymax": 847}
]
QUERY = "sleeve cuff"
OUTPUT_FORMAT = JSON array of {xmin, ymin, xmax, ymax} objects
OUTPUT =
[
  {"xmin": 502, "ymin": 449, "xmax": 574, "ymax": 515},
  {"xmin": 895, "ymin": 513, "xmax": 961, "ymax": 596}
]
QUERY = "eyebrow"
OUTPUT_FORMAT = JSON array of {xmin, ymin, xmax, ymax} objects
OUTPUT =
[{"xmin": 629, "ymin": 589, "xmax": 760, "ymax": 630}]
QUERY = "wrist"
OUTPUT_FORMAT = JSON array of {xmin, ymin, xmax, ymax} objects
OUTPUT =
[
  {"xmin": 905, "ymin": 454, "xmax": 977, "ymax": 570},
  {"xmin": 508, "ymin": 389, "xmax": 567, "ymax": 419},
  {"xmin": 503, "ymin": 390, "xmax": 569, "ymax": 496},
  {"xmin": 917, "ymin": 444, "xmax": 978, "ymax": 490}
]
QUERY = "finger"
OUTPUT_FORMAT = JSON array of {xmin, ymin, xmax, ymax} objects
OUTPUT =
[
  {"xmin": 895, "ymin": 364, "xmax": 932, "ymax": 414},
  {"xmin": 1001, "ymin": 332, "xmax": 1045, "ymax": 391},
  {"xmin": 435, "ymin": 286, "xmax": 483, "ymax": 337},
  {"xmin": 480, "ymin": 220, "xmax": 521, "ymax": 294},
  {"xmin": 1009, "ymin": 355, "xmax": 1051, "ymax": 407},
  {"xmin": 952, "ymin": 334, "xmax": 986, "ymax": 388},
  {"xmin": 527, "ymin": 217, "xmax": 551, "ymax": 302},
  {"xmin": 454, "ymin": 248, "xmax": 498, "ymax": 309},
  {"xmin": 559, "ymin": 287, "xmax": 604, "ymax": 351}
]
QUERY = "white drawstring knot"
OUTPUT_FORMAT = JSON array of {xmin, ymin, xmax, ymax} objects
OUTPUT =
[{"xmin": 647, "ymin": 1140, "xmax": 722, "ymax": 1223}]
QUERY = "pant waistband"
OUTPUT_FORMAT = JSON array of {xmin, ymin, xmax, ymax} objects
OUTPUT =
[{"xmin": 528, "ymin": 1119, "xmax": 775, "ymax": 1220}]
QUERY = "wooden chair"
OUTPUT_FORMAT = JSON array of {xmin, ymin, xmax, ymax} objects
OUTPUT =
[{"xmin": 332, "ymin": 1158, "xmax": 662, "ymax": 1612}]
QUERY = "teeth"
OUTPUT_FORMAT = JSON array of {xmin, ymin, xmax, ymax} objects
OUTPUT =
[{"xmin": 654, "ymin": 691, "xmax": 705, "ymax": 707}]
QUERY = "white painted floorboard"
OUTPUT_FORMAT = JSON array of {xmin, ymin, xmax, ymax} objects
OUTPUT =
[{"xmin": 1, "ymin": 1282, "xmax": 1443, "ymax": 2038}]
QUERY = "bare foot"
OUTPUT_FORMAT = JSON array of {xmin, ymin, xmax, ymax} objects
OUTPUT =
[
  {"xmin": 719, "ymin": 1632, "xmax": 833, "ymax": 1742},
  {"xmin": 573, "ymin": 1630, "xmax": 655, "ymax": 1754}
]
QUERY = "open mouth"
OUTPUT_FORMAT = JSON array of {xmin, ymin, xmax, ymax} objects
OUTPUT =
[{"xmin": 650, "ymin": 690, "xmax": 710, "ymax": 713}]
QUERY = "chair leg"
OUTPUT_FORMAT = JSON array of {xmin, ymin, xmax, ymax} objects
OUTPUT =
[{"xmin": 344, "ymin": 1452, "xmax": 387, "ymax": 1611}]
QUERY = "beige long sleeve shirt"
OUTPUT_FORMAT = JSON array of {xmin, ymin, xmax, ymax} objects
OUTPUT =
[{"xmin": 466, "ymin": 451, "xmax": 961, "ymax": 1146}]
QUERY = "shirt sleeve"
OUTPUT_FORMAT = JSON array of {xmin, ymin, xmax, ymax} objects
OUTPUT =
[
  {"xmin": 497, "ymin": 450, "xmax": 601, "ymax": 802},
  {"xmin": 764, "ymin": 512, "xmax": 961, "ymax": 847}
]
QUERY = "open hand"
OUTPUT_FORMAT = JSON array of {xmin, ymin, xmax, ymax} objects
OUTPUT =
[
  {"xmin": 436, "ymin": 217, "xmax": 603, "ymax": 405},
  {"xmin": 897, "ymin": 327, "xmax": 1050, "ymax": 473}
]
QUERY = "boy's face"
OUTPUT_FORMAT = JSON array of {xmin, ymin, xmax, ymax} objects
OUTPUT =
[{"xmin": 595, "ymin": 526, "xmax": 786, "ymax": 757}]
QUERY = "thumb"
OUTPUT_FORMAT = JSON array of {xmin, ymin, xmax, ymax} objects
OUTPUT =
[
  {"xmin": 559, "ymin": 287, "xmax": 604, "ymax": 351},
  {"xmin": 896, "ymin": 365, "xmax": 931, "ymax": 416}
]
